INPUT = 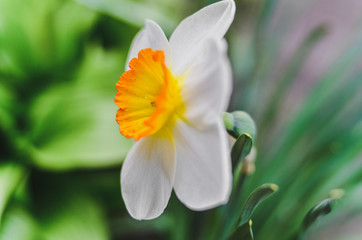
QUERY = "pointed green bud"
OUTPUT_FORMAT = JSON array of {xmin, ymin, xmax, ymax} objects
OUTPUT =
[
  {"xmin": 224, "ymin": 111, "xmax": 257, "ymax": 170},
  {"xmin": 223, "ymin": 111, "xmax": 256, "ymax": 140}
]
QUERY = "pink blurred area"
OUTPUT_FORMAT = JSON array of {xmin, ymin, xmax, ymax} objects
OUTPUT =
[{"xmin": 271, "ymin": 0, "xmax": 362, "ymax": 105}]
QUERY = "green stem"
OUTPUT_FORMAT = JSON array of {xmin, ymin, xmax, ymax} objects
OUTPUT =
[{"xmin": 214, "ymin": 167, "xmax": 248, "ymax": 240}]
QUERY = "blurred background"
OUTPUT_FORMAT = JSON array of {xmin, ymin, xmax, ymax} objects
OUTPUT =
[{"xmin": 0, "ymin": 0, "xmax": 361, "ymax": 239}]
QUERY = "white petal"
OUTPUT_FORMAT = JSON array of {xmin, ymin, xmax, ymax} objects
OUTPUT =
[
  {"xmin": 125, "ymin": 20, "xmax": 172, "ymax": 70},
  {"xmin": 170, "ymin": 0, "xmax": 235, "ymax": 74},
  {"xmin": 181, "ymin": 38, "xmax": 232, "ymax": 128},
  {"xmin": 121, "ymin": 135, "xmax": 175, "ymax": 220},
  {"xmin": 173, "ymin": 120, "xmax": 232, "ymax": 210}
]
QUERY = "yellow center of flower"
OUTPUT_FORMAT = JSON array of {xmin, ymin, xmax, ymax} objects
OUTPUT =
[{"xmin": 115, "ymin": 48, "xmax": 185, "ymax": 141}]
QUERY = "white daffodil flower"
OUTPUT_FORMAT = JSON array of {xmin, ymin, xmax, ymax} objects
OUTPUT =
[{"xmin": 115, "ymin": 0, "xmax": 235, "ymax": 220}]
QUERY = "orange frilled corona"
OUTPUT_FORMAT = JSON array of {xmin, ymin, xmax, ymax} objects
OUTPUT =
[{"xmin": 115, "ymin": 48, "xmax": 185, "ymax": 141}]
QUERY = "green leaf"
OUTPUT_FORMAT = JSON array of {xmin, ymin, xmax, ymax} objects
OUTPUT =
[
  {"xmin": 300, "ymin": 189, "xmax": 344, "ymax": 235},
  {"xmin": 302, "ymin": 199, "xmax": 332, "ymax": 231},
  {"xmin": 224, "ymin": 111, "xmax": 256, "ymax": 170},
  {"xmin": 38, "ymin": 194, "xmax": 109, "ymax": 240},
  {"xmin": 0, "ymin": 205, "xmax": 39, "ymax": 240},
  {"xmin": 231, "ymin": 134, "xmax": 253, "ymax": 171},
  {"xmin": 51, "ymin": 1, "xmax": 97, "ymax": 67},
  {"xmin": 0, "ymin": 83, "xmax": 15, "ymax": 131},
  {"xmin": 0, "ymin": 162, "xmax": 26, "ymax": 225},
  {"xmin": 227, "ymin": 220, "xmax": 254, "ymax": 240},
  {"xmin": 26, "ymin": 48, "xmax": 133, "ymax": 170},
  {"xmin": 76, "ymin": 0, "xmax": 178, "ymax": 34},
  {"xmin": 27, "ymin": 82, "xmax": 132, "ymax": 170},
  {"xmin": 0, "ymin": 82, "xmax": 17, "ymax": 157},
  {"xmin": 220, "ymin": 184, "xmax": 277, "ymax": 240},
  {"xmin": 0, "ymin": 0, "xmax": 96, "ymax": 79},
  {"xmin": 239, "ymin": 183, "xmax": 279, "ymax": 226}
]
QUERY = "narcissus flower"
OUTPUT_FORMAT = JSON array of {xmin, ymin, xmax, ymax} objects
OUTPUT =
[{"xmin": 115, "ymin": 0, "xmax": 235, "ymax": 220}]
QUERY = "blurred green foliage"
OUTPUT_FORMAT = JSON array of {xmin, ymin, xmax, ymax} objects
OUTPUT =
[{"xmin": 0, "ymin": 0, "xmax": 361, "ymax": 239}]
